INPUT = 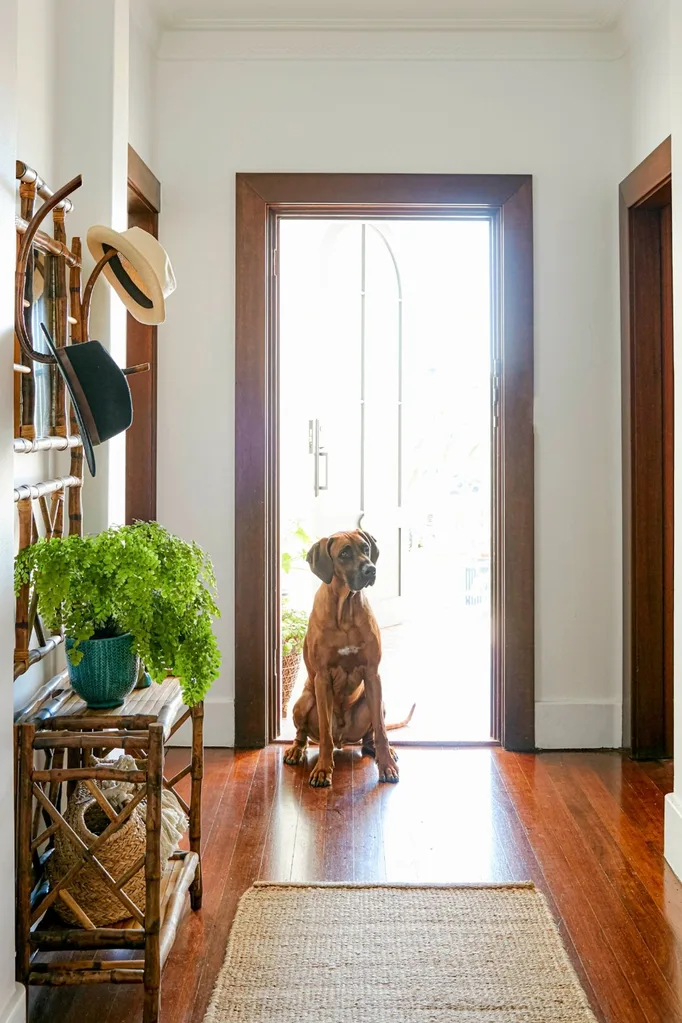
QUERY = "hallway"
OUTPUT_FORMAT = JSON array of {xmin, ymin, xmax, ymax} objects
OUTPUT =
[{"xmin": 29, "ymin": 747, "xmax": 680, "ymax": 1023}]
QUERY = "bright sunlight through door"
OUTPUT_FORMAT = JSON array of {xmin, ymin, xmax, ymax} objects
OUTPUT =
[{"xmin": 279, "ymin": 218, "xmax": 492, "ymax": 743}]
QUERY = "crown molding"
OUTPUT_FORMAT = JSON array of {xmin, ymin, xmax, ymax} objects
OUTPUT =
[
  {"xmin": 162, "ymin": 11, "xmax": 623, "ymax": 33},
  {"xmin": 158, "ymin": 26, "xmax": 627, "ymax": 61}
]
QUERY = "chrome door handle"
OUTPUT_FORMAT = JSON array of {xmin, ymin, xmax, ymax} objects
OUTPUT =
[
  {"xmin": 318, "ymin": 450, "xmax": 328, "ymax": 491},
  {"xmin": 312, "ymin": 419, "xmax": 328, "ymax": 496}
]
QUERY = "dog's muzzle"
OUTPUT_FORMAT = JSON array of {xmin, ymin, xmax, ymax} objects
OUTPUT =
[{"xmin": 352, "ymin": 562, "xmax": 376, "ymax": 589}]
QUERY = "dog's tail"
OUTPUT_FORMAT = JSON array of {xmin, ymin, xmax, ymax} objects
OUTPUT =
[{"xmin": 386, "ymin": 703, "xmax": 416, "ymax": 731}]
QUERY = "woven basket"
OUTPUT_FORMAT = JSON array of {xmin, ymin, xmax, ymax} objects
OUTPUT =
[
  {"xmin": 281, "ymin": 650, "xmax": 301, "ymax": 718},
  {"xmin": 47, "ymin": 758, "xmax": 188, "ymax": 928},
  {"xmin": 47, "ymin": 782, "xmax": 147, "ymax": 927}
]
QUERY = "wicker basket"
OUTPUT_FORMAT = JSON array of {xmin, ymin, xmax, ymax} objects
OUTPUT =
[
  {"xmin": 47, "ymin": 763, "xmax": 189, "ymax": 928},
  {"xmin": 281, "ymin": 650, "xmax": 301, "ymax": 718},
  {"xmin": 47, "ymin": 782, "xmax": 147, "ymax": 927}
]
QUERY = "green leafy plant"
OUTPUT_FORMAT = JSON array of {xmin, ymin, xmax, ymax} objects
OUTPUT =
[
  {"xmin": 281, "ymin": 522, "xmax": 311, "ymax": 575},
  {"xmin": 281, "ymin": 597, "xmax": 308, "ymax": 658},
  {"xmin": 14, "ymin": 521, "xmax": 220, "ymax": 707}
]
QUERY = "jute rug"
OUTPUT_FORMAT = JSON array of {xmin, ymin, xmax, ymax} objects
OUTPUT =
[{"xmin": 204, "ymin": 882, "xmax": 597, "ymax": 1022}]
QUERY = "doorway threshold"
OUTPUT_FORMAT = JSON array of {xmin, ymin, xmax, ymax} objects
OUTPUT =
[{"xmin": 271, "ymin": 738, "xmax": 500, "ymax": 749}]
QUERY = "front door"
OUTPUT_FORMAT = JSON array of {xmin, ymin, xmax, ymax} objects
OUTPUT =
[
  {"xmin": 233, "ymin": 171, "xmax": 534, "ymax": 752},
  {"xmin": 279, "ymin": 220, "xmax": 404, "ymax": 629}
]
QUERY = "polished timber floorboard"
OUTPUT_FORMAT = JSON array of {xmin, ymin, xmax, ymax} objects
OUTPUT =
[{"xmin": 28, "ymin": 746, "xmax": 682, "ymax": 1023}]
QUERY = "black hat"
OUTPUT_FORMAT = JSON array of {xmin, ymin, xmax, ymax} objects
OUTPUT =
[{"xmin": 40, "ymin": 324, "xmax": 132, "ymax": 478}]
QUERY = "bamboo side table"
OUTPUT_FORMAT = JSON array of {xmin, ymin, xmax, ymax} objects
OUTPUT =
[{"xmin": 15, "ymin": 677, "xmax": 203, "ymax": 1023}]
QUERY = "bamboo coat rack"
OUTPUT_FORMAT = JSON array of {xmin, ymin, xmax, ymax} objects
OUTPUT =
[
  {"xmin": 14, "ymin": 163, "xmax": 85, "ymax": 680},
  {"xmin": 12, "ymin": 164, "xmax": 203, "ymax": 1023}
]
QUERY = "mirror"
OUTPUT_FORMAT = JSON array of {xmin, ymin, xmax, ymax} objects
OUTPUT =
[{"xmin": 21, "ymin": 247, "xmax": 55, "ymax": 437}]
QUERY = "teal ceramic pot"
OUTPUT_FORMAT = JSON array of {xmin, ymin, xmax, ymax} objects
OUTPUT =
[{"xmin": 65, "ymin": 632, "xmax": 139, "ymax": 709}]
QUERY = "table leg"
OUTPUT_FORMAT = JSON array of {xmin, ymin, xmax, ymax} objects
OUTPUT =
[{"xmin": 189, "ymin": 702, "xmax": 203, "ymax": 911}]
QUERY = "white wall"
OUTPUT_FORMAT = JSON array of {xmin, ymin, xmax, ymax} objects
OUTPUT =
[
  {"xmin": 54, "ymin": 0, "xmax": 131, "ymax": 534},
  {"xmin": 620, "ymin": 0, "xmax": 682, "ymax": 881},
  {"xmin": 13, "ymin": 0, "xmax": 62, "ymax": 713},
  {"xmin": 660, "ymin": 0, "xmax": 682, "ymax": 879},
  {"xmin": 16, "ymin": 0, "xmax": 56, "ymax": 184},
  {"xmin": 12, "ymin": 0, "xmax": 132, "ymax": 711},
  {"xmin": 1, "ymin": 2, "xmax": 30, "ymax": 1017},
  {"xmin": 155, "ymin": 34, "xmax": 627, "ymax": 748},
  {"xmin": 623, "ymin": 0, "xmax": 671, "ymax": 166},
  {"xmin": 129, "ymin": 3, "xmax": 159, "ymax": 171}
]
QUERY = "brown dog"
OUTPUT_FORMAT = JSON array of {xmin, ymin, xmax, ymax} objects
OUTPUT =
[{"xmin": 283, "ymin": 529, "xmax": 413, "ymax": 788}]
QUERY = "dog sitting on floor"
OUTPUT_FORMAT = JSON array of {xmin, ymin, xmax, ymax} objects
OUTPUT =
[{"xmin": 283, "ymin": 529, "xmax": 414, "ymax": 788}]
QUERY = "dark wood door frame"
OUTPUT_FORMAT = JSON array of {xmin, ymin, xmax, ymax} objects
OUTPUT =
[
  {"xmin": 126, "ymin": 144, "xmax": 160, "ymax": 525},
  {"xmin": 620, "ymin": 136, "xmax": 674, "ymax": 759},
  {"xmin": 234, "ymin": 173, "xmax": 535, "ymax": 751}
]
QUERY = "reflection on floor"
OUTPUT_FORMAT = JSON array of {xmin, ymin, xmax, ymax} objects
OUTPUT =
[{"xmin": 28, "ymin": 748, "xmax": 679, "ymax": 1023}]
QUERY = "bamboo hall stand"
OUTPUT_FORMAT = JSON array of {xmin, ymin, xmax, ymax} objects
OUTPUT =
[
  {"xmin": 12, "ymin": 164, "xmax": 204, "ymax": 1023},
  {"xmin": 15, "ymin": 682, "xmax": 204, "ymax": 1023}
]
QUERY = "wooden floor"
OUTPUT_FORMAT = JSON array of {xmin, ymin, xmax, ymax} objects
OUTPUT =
[{"xmin": 28, "ymin": 746, "xmax": 681, "ymax": 1023}]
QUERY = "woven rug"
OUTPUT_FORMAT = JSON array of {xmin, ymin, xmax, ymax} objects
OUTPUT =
[{"xmin": 204, "ymin": 882, "xmax": 597, "ymax": 1022}]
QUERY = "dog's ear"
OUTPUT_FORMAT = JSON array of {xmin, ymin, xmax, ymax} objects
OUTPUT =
[
  {"xmin": 359, "ymin": 530, "xmax": 380, "ymax": 565},
  {"xmin": 306, "ymin": 537, "xmax": 335, "ymax": 584}
]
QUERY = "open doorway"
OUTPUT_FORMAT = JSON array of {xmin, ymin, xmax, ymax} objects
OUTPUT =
[
  {"xmin": 278, "ymin": 218, "xmax": 492, "ymax": 743},
  {"xmin": 234, "ymin": 173, "xmax": 534, "ymax": 752}
]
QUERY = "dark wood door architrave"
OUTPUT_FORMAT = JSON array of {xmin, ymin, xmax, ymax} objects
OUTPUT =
[
  {"xmin": 235, "ymin": 173, "xmax": 535, "ymax": 751},
  {"xmin": 126, "ymin": 144, "xmax": 160, "ymax": 525},
  {"xmin": 620, "ymin": 137, "xmax": 674, "ymax": 759}
]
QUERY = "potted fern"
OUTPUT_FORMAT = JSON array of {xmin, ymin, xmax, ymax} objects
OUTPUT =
[{"xmin": 15, "ymin": 521, "xmax": 220, "ymax": 709}]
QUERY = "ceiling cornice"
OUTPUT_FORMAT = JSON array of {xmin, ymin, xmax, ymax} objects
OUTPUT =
[
  {"xmin": 164, "ymin": 14, "xmax": 621, "ymax": 33},
  {"xmin": 158, "ymin": 25, "xmax": 627, "ymax": 61}
]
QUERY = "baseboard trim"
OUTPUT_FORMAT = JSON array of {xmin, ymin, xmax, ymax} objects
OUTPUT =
[
  {"xmin": 0, "ymin": 984, "xmax": 25, "ymax": 1023},
  {"xmin": 171, "ymin": 698, "xmax": 623, "ymax": 751},
  {"xmin": 169, "ymin": 696, "xmax": 234, "ymax": 747},
  {"xmin": 535, "ymin": 700, "xmax": 621, "ymax": 749},
  {"xmin": 665, "ymin": 792, "xmax": 682, "ymax": 879}
]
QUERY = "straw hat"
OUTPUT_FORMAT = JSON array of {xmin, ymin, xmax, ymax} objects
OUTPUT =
[{"xmin": 86, "ymin": 225, "xmax": 176, "ymax": 325}]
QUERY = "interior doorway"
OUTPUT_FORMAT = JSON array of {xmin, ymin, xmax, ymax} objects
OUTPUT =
[
  {"xmin": 278, "ymin": 218, "xmax": 493, "ymax": 742},
  {"xmin": 620, "ymin": 137, "xmax": 674, "ymax": 759},
  {"xmin": 234, "ymin": 173, "xmax": 534, "ymax": 752},
  {"xmin": 125, "ymin": 145, "xmax": 160, "ymax": 524}
]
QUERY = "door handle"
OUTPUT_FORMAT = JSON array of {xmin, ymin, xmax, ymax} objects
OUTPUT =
[
  {"xmin": 311, "ymin": 419, "xmax": 328, "ymax": 496},
  {"xmin": 318, "ymin": 450, "xmax": 328, "ymax": 491}
]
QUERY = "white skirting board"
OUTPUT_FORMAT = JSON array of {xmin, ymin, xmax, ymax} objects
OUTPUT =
[
  {"xmin": 535, "ymin": 700, "xmax": 621, "ymax": 749},
  {"xmin": 170, "ymin": 698, "xmax": 622, "ymax": 750},
  {"xmin": 665, "ymin": 793, "xmax": 682, "ymax": 881},
  {"xmin": 169, "ymin": 696, "xmax": 234, "ymax": 748},
  {"xmin": 0, "ymin": 984, "xmax": 25, "ymax": 1023}
]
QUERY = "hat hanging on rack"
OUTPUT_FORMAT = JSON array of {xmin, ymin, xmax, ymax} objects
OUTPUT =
[
  {"xmin": 40, "ymin": 324, "xmax": 134, "ymax": 478},
  {"xmin": 86, "ymin": 225, "xmax": 176, "ymax": 326},
  {"xmin": 15, "ymin": 173, "xmax": 174, "ymax": 364}
]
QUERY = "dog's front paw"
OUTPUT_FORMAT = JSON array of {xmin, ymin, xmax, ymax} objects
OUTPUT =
[
  {"xmin": 377, "ymin": 758, "xmax": 399, "ymax": 783},
  {"xmin": 309, "ymin": 762, "xmax": 333, "ymax": 787},
  {"xmin": 283, "ymin": 744, "xmax": 307, "ymax": 766}
]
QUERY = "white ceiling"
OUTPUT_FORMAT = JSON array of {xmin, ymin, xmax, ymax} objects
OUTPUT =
[{"xmin": 149, "ymin": 0, "xmax": 628, "ymax": 32}]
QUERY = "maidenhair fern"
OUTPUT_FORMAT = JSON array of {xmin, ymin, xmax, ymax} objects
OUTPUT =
[{"xmin": 15, "ymin": 522, "xmax": 221, "ymax": 707}]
